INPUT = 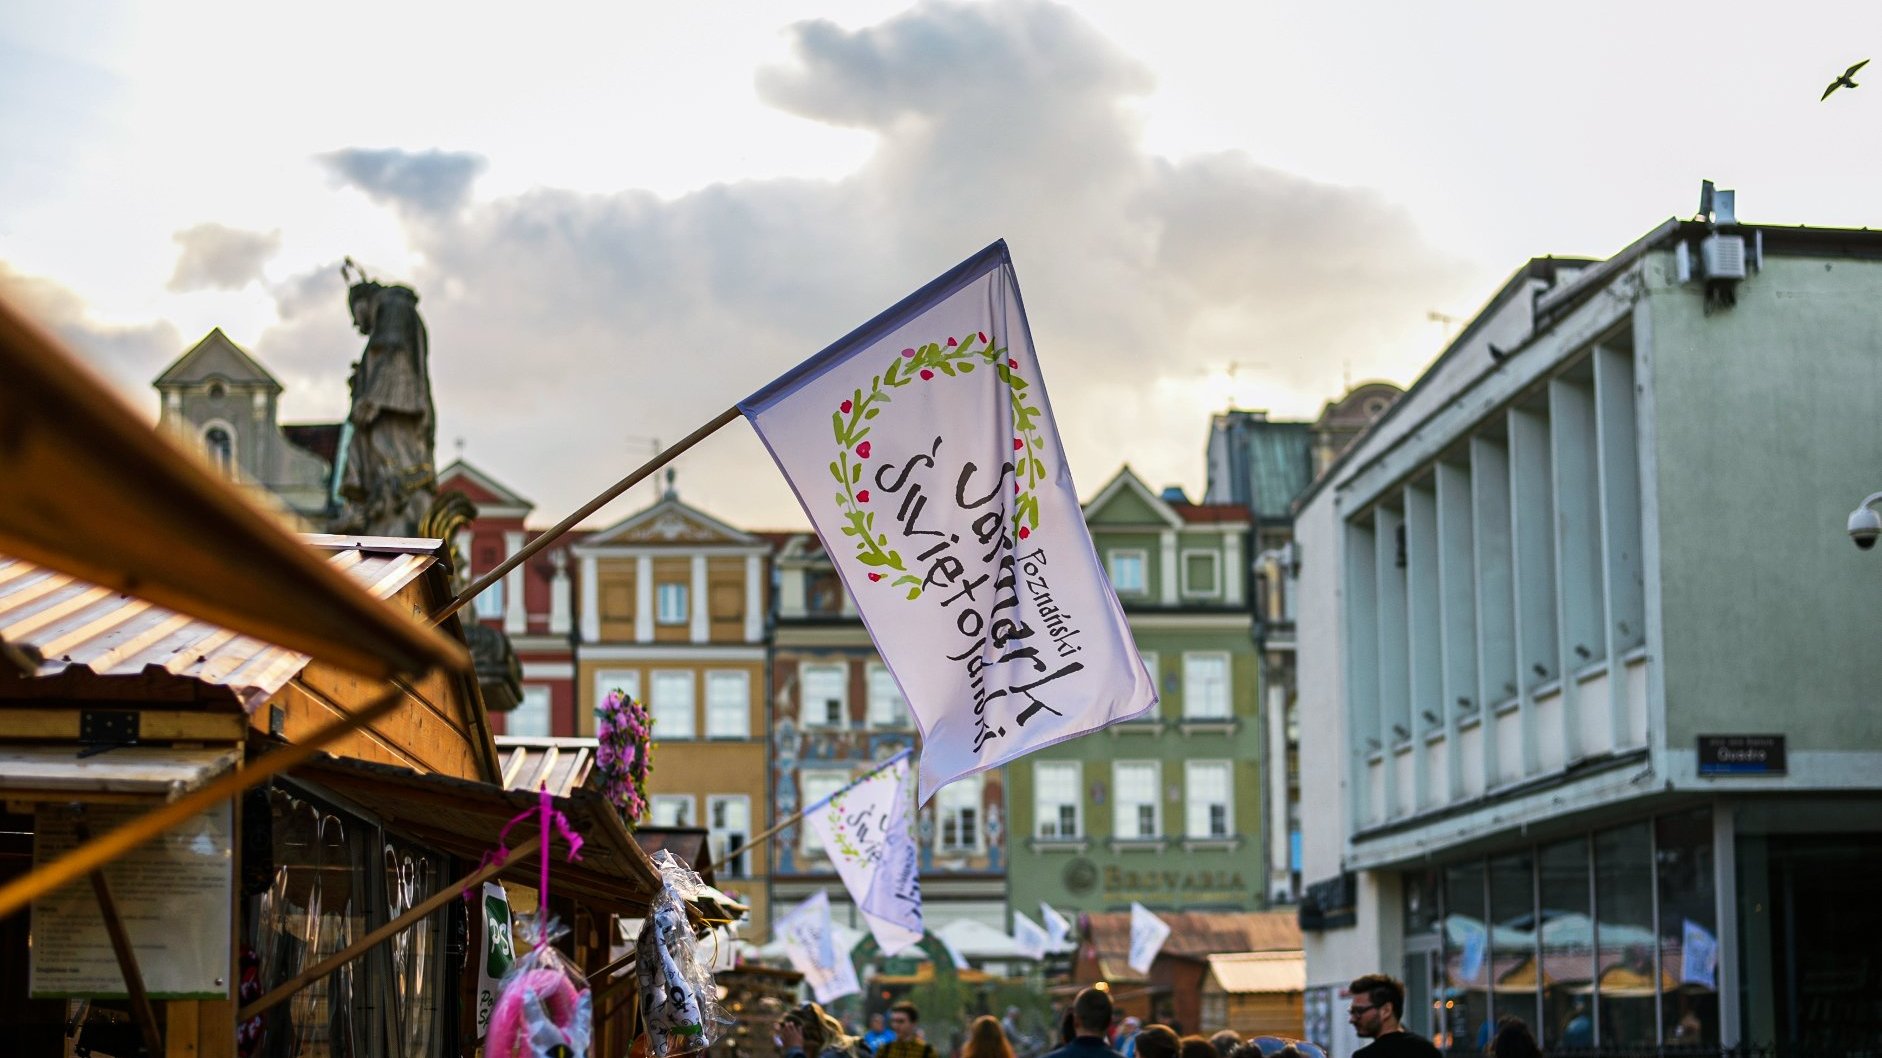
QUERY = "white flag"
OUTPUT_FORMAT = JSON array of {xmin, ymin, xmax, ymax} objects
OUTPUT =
[
  {"xmin": 775, "ymin": 890, "xmax": 860, "ymax": 1003},
  {"xmin": 1012, "ymin": 909, "xmax": 1049, "ymax": 960},
  {"xmin": 1040, "ymin": 902, "xmax": 1074, "ymax": 948},
  {"xmin": 740, "ymin": 242, "xmax": 1157, "ymax": 802},
  {"xmin": 1128, "ymin": 902, "xmax": 1171, "ymax": 974},
  {"xmin": 804, "ymin": 750, "xmax": 923, "ymax": 955}
]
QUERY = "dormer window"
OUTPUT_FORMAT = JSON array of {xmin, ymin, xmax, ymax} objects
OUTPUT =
[{"xmin": 202, "ymin": 426, "xmax": 233, "ymax": 474}]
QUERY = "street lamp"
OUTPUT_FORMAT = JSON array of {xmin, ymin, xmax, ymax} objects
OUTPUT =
[{"xmin": 1847, "ymin": 492, "xmax": 1882, "ymax": 550}]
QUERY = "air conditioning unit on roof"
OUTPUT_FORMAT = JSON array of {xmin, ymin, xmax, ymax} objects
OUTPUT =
[{"xmin": 1702, "ymin": 232, "xmax": 1747, "ymax": 280}]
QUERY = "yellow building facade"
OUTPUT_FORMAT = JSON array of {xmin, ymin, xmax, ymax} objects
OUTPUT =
[{"xmin": 573, "ymin": 492, "xmax": 773, "ymax": 934}]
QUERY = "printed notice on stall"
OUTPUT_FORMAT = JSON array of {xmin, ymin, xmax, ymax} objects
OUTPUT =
[{"xmin": 30, "ymin": 801, "xmax": 233, "ymax": 999}]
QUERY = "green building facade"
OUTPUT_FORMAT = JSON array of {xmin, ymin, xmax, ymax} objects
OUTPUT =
[{"xmin": 1006, "ymin": 467, "xmax": 1263, "ymax": 922}]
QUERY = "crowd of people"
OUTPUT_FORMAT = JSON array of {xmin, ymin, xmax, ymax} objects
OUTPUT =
[{"xmin": 774, "ymin": 972, "xmax": 1548, "ymax": 1058}]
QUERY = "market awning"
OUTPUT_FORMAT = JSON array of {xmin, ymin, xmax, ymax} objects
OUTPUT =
[
  {"xmin": 0, "ymin": 292, "xmax": 467, "ymax": 680},
  {"xmin": 292, "ymin": 752, "xmax": 663, "ymax": 915},
  {"xmin": 0, "ymin": 744, "xmax": 240, "ymax": 800}
]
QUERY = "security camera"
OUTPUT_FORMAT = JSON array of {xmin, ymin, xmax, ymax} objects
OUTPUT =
[{"xmin": 1850, "ymin": 502, "xmax": 1882, "ymax": 550}]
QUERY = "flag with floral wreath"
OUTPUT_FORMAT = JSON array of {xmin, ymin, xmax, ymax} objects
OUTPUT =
[
  {"xmin": 740, "ymin": 241, "xmax": 1156, "ymax": 802},
  {"xmin": 803, "ymin": 750, "xmax": 921, "ymax": 955}
]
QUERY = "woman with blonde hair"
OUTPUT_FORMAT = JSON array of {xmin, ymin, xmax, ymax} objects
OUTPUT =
[
  {"xmin": 780, "ymin": 1002, "xmax": 866, "ymax": 1058},
  {"xmin": 962, "ymin": 1015, "xmax": 1016, "ymax": 1058}
]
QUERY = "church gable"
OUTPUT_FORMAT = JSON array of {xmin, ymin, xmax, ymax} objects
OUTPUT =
[
  {"xmin": 438, "ymin": 459, "xmax": 533, "ymax": 512},
  {"xmin": 153, "ymin": 328, "xmax": 282, "ymax": 391},
  {"xmin": 583, "ymin": 497, "xmax": 756, "ymax": 548}
]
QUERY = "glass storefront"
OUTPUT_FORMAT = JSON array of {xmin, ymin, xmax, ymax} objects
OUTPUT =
[{"xmin": 1411, "ymin": 806, "xmax": 1719, "ymax": 1053}]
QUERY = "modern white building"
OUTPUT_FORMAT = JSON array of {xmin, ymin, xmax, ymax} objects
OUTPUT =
[{"xmin": 1294, "ymin": 201, "xmax": 1882, "ymax": 1054}]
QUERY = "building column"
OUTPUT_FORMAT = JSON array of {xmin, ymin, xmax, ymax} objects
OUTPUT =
[
  {"xmin": 635, "ymin": 555, "xmax": 654, "ymax": 643},
  {"xmin": 1267, "ymin": 677, "xmax": 1291, "ymax": 896},
  {"xmin": 690, "ymin": 554, "xmax": 709, "ymax": 643},
  {"xmin": 503, "ymin": 531, "xmax": 527, "ymax": 633},
  {"xmin": 579, "ymin": 554, "xmax": 600, "ymax": 643},
  {"xmin": 1160, "ymin": 529, "xmax": 1179, "ymax": 605},
  {"xmin": 1224, "ymin": 530, "xmax": 1245, "ymax": 606},
  {"xmin": 549, "ymin": 549, "xmax": 572, "ymax": 636},
  {"xmin": 744, "ymin": 553, "xmax": 763, "ymax": 642}
]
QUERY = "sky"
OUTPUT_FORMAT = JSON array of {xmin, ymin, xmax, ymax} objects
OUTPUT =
[{"xmin": 4, "ymin": 1, "xmax": 1879, "ymax": 531}]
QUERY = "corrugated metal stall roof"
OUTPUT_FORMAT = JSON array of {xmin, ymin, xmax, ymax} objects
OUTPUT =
[{"xmin": 0, "ymin": 537, "xmax": 438, "ymax": 712}]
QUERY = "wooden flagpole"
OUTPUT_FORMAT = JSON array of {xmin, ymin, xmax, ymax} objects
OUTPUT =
[{"xmin": 434, "ymin": 406, "xmax": 742, "ymax": 624}]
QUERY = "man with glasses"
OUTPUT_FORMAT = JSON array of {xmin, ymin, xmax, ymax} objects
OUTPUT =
[
  {"xmin": 878, "ymin": 1003, "xmax": 938, "ymax": 1058},
  {"xmin": 1346, "ymin": 975, "xmax": 1440, "ymax": 1058}
]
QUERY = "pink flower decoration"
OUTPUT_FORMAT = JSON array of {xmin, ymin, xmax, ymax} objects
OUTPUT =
[
  {"xmin": 868, "ymin": 572, "xmax": 883, "ymax": 581},
  {"xmin": 979, "ymin": 331, "xmax": 988, "ymax": 343},
  {"xmin": 946, "ymin": 337, "xmax": 959, "ymax": 347},
  {"xmin": 1013, "ymin": 438, "xmax": 1024, "ymax": 450},
  {"xmin": 920, "ymin": 369, "xmax": 934, "ymax": 380},
  {"xmin": 857, "ymin": 441, "xmax": 872, "ymax": 459},
  {"xmin": 1008, "ymin": 358, "xmax": 1018, "ymax": 369},
  {"xmin": 857, "ymin": 489, "xmax": 871, "ymax": 503},
  {"xmin": 902, "ymin": 348, "xmax": 916, "ymax": 358},
  {"xmin": 841, "ymin": 399, "xmax": 853, "ymax": 414},
  {"xmin": 1019, "ymin": 526, "xmax": 1032, "ymax": 540}
]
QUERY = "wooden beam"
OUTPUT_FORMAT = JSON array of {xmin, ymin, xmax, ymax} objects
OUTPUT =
[
  {"xmin": 238, "ymin": 833, "xmax": 541, "ymax": 1023},
  {"xmin": 0, "ymin": 678, "xmax": 412, "ymax": 920},
  {"xmin": 0, "ymin": 707, "xmax": 246, "ymax": 742},
  {"xmin": 76, "ymin": 818, "xmax": 163, "ymax": 1057}
]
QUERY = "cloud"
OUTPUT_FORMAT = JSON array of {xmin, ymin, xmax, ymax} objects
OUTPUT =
[
  {"xmin": 167, "ymin": 223, "xmax": 281, "ymax": 292},
  {"xmin": 318, "ymin": 147, "xmax": 487, "ymax": 216},
  {"xmin": 0, "ymin": 263, "xmax": 180, "ymax": 400},
  {"xmin": 264, "ymin": 0, "xmax": 1481, "ymax": 528}
]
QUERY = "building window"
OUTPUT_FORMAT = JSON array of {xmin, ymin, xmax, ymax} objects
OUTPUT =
[
  {"xmin": 656, "ymin": 583, "xmax": 688, "ymax": 625},
  {"xmin": 799, "ymin": 662, "xmax": 847, "ymax": 727},
  {"xmin": 708, "ymin": 795, "xmax": 751, "ymax": 878},
  {"xmin": 1182, "ymin": 550, "xmax": 1221, "ymax": 597},
  {"xmin": 472, "ymin": 577, "xmax": 505, "ymax": 620},
  {"xmin": 705, "ymin": 671, "xmax": 750, "ymax": 739},
  {"xmin": 650, "ymin": 670, "xmax": 695, "ymax": 739},
  {"xmin": 202, "ymin": 426, "xmax": 234, "ymax": 474},
  {"xmin": 1182, "ymin": 652, "xmax": 1232, "ymax": 720},
  {"xmin": 1185, "ymin": 761, "xmax": 1233, "ymax": 839},
  {"xmin": 1114, "ymin": 761, "xmax": 1161, "ymax": 839},
  {"xmin": 799, "ymin": 772, "xmax": 849, "ymax": 854},
  {"xmin": 1034, "ymin": 761, "xmax": 1082, "ymax": 839},
  {"xmin": 509, "ymin": 685, "xmax": 551, "ymax": 738},
  {"xmin": 593, "ymin": 669, "xmax": 640, "ymax": 713},
  {"xmin": 649, "ymin": 794, "xmax": 693, "ymax": 827},
  {"xmin": 866, "ymin": 663, "xmax": 907, "ymax": 727},
  {"xmin": 1108, "ymin": 550, "xmax": 1147, "ymax": 594},
  {"xmin": 937, "ymin": 775, "xmax": 983, "ymax": 853}
]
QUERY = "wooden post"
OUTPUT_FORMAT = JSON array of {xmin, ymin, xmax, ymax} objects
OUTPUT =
[{"xmin": 75, "ymin": 818, "xmax": 163, "ymax": 1057}]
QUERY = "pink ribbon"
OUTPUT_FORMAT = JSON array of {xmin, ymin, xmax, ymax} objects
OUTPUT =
[{"xmin": 464, "ymin": 784, "xmax": 586, "ymax": 908}]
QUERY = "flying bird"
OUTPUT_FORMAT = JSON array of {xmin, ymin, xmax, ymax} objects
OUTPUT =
[{"xmin": 1822, "ymin": 59, "xmax": 1869, "ymax": 100}]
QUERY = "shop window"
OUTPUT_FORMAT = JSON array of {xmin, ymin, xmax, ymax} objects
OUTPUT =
[
  {"xmin": 1538, "ymin": 837, "xmax": 1593, "ymax": 1051},
  {"xmin": 1487, "ymin": 851, "xmax": 1536, "ymax": 1029},
  {"xmin": 1593, "ymin": 822, "xmax": 1656, "ymax": 1049},
  {"xmin": 1655, "ymin": 809, "xmax": 1718, "ymax": 1047},
  {"xmin": 1441, "ymin": 860, "xmax": 1489, "ymax": 1052}
]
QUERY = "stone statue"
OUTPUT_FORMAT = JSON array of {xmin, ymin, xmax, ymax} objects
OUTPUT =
[{"xmin": 333, "ymin": 258, "xmax": 437, "ymax": 535}]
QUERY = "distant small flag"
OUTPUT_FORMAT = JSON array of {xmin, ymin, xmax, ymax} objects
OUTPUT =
[
  {"xmin": 1041, "ymin": 901, "xmax": 1074, "ymax": 948},
  {"xmin": 1128, "ymin": 902, "xmax": 1171, "ymax": 974},
  {"xmin": 803, "ymin": 750, "xmax": 923, "ymax": 955},
  {"xmin": 1012, "ymin": 909, "xmax": 1049, "ymax": 960},
  {"xmin": 776, "ymin": 890, "xmax": 860, "ymax": 1003}
]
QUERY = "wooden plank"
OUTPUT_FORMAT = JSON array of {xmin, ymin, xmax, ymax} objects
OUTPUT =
[
  {"xmin": 0, "ymin": 707, "xmax": 246, "ymax": 742},
  {"xmin": 165, "ymin": 1000, "xmax": 200, "ymax": 1058}
]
